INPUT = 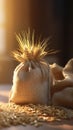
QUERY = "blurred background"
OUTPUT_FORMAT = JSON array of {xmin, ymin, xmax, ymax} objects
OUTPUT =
[{"xmin": 0, "ymin": 0, "xmax": 73, "ymax": 84}]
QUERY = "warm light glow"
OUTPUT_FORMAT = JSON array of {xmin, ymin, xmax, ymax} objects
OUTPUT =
[
  {"xmin": 0, "ymin": 0, "xmax": 5, "ymax": 24},
  {"xmin": 0, "ymin": 0, "xmax": 6, "ymax": 54},
  {"xmin": 0, "ymin": 28, "xmax": 6, "ymax": 54}
]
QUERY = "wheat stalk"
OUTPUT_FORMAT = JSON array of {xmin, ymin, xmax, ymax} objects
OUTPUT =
[{"xmin": 13, "ymin": 30, "xmax": 58, "ymax": 63}]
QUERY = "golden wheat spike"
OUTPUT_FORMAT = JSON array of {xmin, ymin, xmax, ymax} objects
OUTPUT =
[
  {"xmin": 12, "ymin": 51, "xmax": 25, "ymax": 62},
  {"xmin": 13, "ymin": 30, "xmax": 58, "ymax": 62}
]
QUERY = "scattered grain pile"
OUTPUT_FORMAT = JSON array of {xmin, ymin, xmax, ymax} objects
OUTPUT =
[{"xmin": 0, "ymin": 103, "xmax": 73, "ymax": 128}]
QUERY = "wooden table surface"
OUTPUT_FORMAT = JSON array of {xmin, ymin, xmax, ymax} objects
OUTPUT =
[{"xmin": 0, "ymin": 85, "xmax": 73, "ymax": 130}]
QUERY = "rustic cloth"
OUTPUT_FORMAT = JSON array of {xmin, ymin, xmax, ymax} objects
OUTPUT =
[{"xmin": 51, "ymin": 58, "xmax": 73, "ymax": 108}]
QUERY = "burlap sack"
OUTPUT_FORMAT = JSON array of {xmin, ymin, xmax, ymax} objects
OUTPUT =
[
  {"xmin": 52, "ymin": 58, "xmax": 73, "ymax": 108},
  {"xmin": 52, "ymin": 87, "xmax": 73, "ymax": 108},
  {"xmin": 9, "ymin": 61, "xmax": 52, "ymax": 105},
  {"xmin": 50, "ymin": 59, "xmax": 73, "ymax": 94},
  {"xmin": 9, "ymin": 31, "xmax": 53, "ymax": 105}
]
